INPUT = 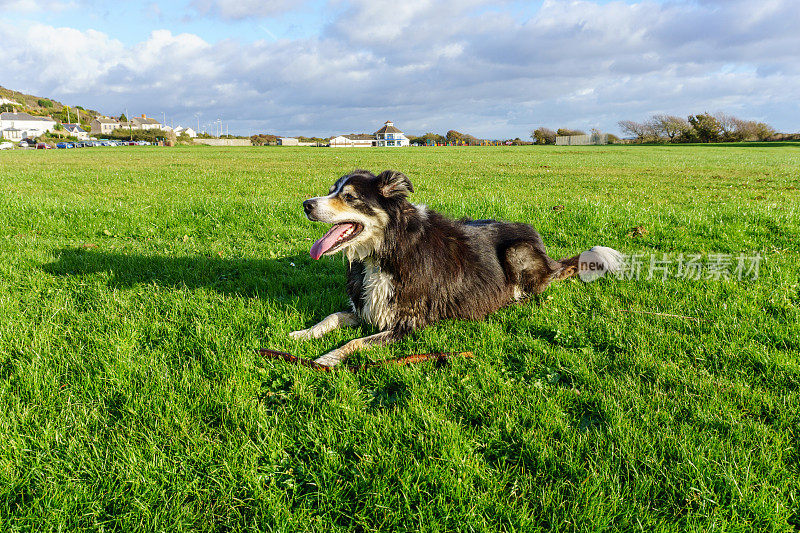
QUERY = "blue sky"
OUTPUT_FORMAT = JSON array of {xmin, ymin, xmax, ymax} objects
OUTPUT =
[{"xmin": 2, "ymin": 0, "xmax": 798, "ymax": 137}]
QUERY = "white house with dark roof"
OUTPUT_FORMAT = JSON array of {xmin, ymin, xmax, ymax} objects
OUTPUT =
[
  {"xmin": 330, "ymin": 133, "xmax": 376, "ymax": 147},
  {"xmin": 130, "ymin": 114, "xmax": 162, "ymax": 130},
  {"xmin": 373, "ymin": 120, "xmax": 409, "ymax": 147},
  {"xmin": 329, "ymin": 121, "xmax": 410, "ymax": 148},
  {"xmin": 174, "ymin": 126, "xmax": 197, "ymax": 138},
  {"xmin": 0, "ymin": 112, "xmax": 57, "ymax": 140},
  {"xmin": 62, "ymin": 123, "xmax": 89, "ymax": 140}
]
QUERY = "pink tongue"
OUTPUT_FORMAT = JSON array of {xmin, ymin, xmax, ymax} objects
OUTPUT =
[{"xmin": 310, "ymin": 223, "xmax": 354, "ymax": 260}]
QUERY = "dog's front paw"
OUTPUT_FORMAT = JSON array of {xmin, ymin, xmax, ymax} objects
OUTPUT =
[
  {"xmin": 289, "ymin": 328, "xmax": 314, "ymax": 340},
  {"xmin": 314, "ymin": 349, "xmax": 346, "ymax": 367}
]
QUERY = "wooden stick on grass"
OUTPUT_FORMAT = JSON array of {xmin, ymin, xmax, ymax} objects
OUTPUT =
[{"xmin": 258, "ymin": 349, "xmax": 474, "ymax": 372}]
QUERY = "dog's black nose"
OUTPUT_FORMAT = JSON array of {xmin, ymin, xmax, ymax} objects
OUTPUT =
[{"xmin": 303, "ymin": 199, "xmax": 315, "ymax": 216}]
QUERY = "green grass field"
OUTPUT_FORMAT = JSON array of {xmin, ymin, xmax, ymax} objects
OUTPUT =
[{"xmin": 1, "ymin": 144, "xmax": 799, "ymax": 531}]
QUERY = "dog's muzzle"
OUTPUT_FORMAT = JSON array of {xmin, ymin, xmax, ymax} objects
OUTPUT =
[{"xmin": 303, "ymin": 199, "xmax": 317, "ymax": 220}]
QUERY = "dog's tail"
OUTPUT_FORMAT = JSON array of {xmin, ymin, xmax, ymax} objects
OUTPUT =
[{"xmin": 554, "ymin": 245, "xmax": 624, "ymax": 282}]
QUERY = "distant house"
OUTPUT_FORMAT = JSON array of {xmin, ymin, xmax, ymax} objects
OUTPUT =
[
  {"xmin": 174, "ymin": 126, "xmax": 197, "ymax": 138},
  {"xmin": 373, "ymin": 120, "xmax": 409, "ymax": 147},
  {"xmin": 330, "ymin": 134, "xmax": 375, "ymax": 147},
  {"xmin": 0, "ymin": 112, "xmax": 57, "ymax": 139},
  {"xmin": 62, "ymin": 123, "xmax": 89, "ymax": 140},
  {"xmin": 130, "ymin": 114, "xmax": 162, "ymax": 130},
  {"xmin": 278, "ymin": 137, "xmax": 299, "ymax": 146},
  {"xmin": 90, "ymin": 117, "xmax": 122, "ymax": 135},
  {"xmin": 329, "ymin": 121, "xmax": 410, "ymax": 148}
]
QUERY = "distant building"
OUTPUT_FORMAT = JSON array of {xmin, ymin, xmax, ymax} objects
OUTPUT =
[
  {"xmin": 329, "ymin": 121, "xmax": 410, "ymax": 148},
  {"xmin": 330, "ymin": 134, "xmax": 375, "ymax": 147},
  {"xmin": 130, "ymin": 114, "xmax": 162, "ymax": 130},
  {"xmin": 62, "ymin": 123, "xmax": 89, "ymax": 140},
  {"xmin": 174, "ymin": 126, "xmax": 197, "ymax": 138},
  {"xmin": 373, "ymin": 120, "xmax": 409, "ymax": 147},
  {"xmin": 279, "ymin": 137, "xmax": 299, "ymax": 146},
  {"xmin": 90, "ymin": 117, "xmax": 122, "ymax": 135},
  {"xmin": 0, "ymin": 112, "xmax": 57, "ymax": 139}
]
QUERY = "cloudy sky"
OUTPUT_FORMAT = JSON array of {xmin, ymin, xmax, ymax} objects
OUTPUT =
[{"xmin": 2, "ymin": 0, "xmax": 798, "ymax": 138}]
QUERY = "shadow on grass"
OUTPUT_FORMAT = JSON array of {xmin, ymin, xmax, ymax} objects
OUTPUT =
[{"xmin": 42, "ymin": 247, "xmax": 348, "ymax": 317}]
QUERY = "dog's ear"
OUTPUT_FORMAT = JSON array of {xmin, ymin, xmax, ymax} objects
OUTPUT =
[{"xmin": 377, "ymin": 170, "xmax": 413, "ymax": 198}]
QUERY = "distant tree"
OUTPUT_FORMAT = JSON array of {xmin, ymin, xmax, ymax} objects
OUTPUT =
[
  {"xmin": 607, "ymin": 133, "xmax": 621, "ymax": 144},
  {"xmin": 618, "ymin": 120, "xmax": 649, "ymax": 142},
  {"xmin": 729, "ymin": 117, "xmax": 776, "ymax": 142},
  {"xmin": 250, "ymin": 133, "xmax": 279, "ymax": 146},
  {"xmin": 445, "ymin": 130, "xmax": 464, "ymax": 143},
  {"xmin": 713, "ymin": 112, "xmax": 740, "ymax": 142},
  {"xmin": 105, "ymin": 127, "xmax": 171, "ymax": 143},
  {"xmin": 58, "ymin": 108, "xmax": 74, "ymax": 123},
  {"xmin": 650, "ymin": 114, "xmax": 689, "ymax": 142},
  {"xmin": 531, "ymin": 127, "xmax": 556, "ymax": 145},
  {"xmin": 688, "ymin": 113, "xmax": 722, "ymax": 143},
  {"xmin": 119, "ymin": 113, "xmax": 128, "ymax": 123},
  {"xmin": 37, "ymin": 99, "xmax": 53, "ymax": 108},
  {"xmin": 419, "ymin": 132, "xmax": 445, "ymax": 144},
  {"xmin": 556, "ymin": 128, "xmax": 586, "ymax": 137},
  {"xmin": 751, "ymin": 121, "xmax": 776, "ymax": 141},
  {"xmin": 0, "ymin": 103, "xmax": 16, "ymax": 113}
]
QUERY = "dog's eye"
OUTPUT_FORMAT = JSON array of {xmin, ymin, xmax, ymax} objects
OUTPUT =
[{"xmin": 343, "ymin": 193, "xmax": 357, "ymax": 202}]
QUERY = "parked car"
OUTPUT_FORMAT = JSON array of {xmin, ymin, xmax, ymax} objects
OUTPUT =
[
  {"xmin": 66, "ymin": 143, "xmax": 75, "ymax": 148},
  {"xmin": 18, "ymin": 141, "xmax": 29, "ymax": 148},
  {"xmin": 56, "ymin": 142, "xmax": 68, "ymax": 149},
  {"xmin": 0, "ymin": 142, "xmax": 13, "ymax": 150},
  {"xmin": 36, "ymin": 143, "xmax": 52, "ymax": 149}
]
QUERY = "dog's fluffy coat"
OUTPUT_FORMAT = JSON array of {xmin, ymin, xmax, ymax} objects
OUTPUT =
[{"xmin": 291, "ymin": 169, "xmax": 620, "ymax": 366}]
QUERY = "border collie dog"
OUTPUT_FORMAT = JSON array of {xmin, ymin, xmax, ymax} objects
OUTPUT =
[{"xmin": 291, "ymin": 170, "xmax": 622, "ymax": 367}]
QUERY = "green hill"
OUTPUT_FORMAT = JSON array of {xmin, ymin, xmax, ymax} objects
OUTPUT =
[{"xmin": 0, "ymin": 85, "xmax": 102, "ymax": 126}]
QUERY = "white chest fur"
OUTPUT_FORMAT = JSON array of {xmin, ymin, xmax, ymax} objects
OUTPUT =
[{"xmin": 354, "ymin": 257, "xmax": 395, "ymax": 331}]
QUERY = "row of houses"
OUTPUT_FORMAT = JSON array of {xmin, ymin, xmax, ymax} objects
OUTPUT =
[
  {"xmin": 280, "ymin": 121, "xmax": 411, "ymax": 147},
  {"xmin": 0, "ymin": 111, "xmax": 198, "ymax": 142},
  {"xmin": 90, "ymin": 115, "xmax": 197, "ymax": 138}
]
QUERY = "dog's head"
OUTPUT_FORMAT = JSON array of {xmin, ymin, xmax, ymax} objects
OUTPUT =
[{"xmin": 303, "ymin": 169, "xmax": 413, "ymax": 261}]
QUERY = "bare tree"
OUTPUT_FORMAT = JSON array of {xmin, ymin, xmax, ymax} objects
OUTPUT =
[
  {"xmin": 714, "ymin": 112, "xmax": 739, "ymax": 142},
  {"xmin": 650, "ymin": 114, "xmax": 689, "ymax": 142},
  {"xmin": 618, "ymin": 120, "xmax": 649, "ymax": 142}
]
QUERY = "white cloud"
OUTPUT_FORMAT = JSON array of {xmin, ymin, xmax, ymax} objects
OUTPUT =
[
  {"xmin": 189, "ymin": 0, "xmax": 300, "ymax": 20},
  {"xmin": 0, "ymin": 0, "xmax": 76, "ymax": 11},
  {"xmin": 1, "ymin": 0, "xmax": 799, "ymax": 137}
]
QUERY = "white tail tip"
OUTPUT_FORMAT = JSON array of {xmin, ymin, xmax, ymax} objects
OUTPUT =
[{"xmin": 578, "ymin": 246, "xmax": 623, "ymax": 281}]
